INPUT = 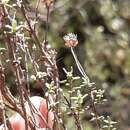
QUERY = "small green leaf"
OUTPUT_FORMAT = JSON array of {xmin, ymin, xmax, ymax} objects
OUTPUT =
[{"xmin": 12, "ymin": 19, "xmax": 17, "ymax": 33}]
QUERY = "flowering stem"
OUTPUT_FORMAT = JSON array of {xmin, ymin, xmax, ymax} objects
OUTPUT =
[
  {"xmin": 70, "ymin": 47, "xmax": 100, "ymax": 130},
  {"xmin": 71, "ymin": 47, "xmax": 90, "ymax": 84}
]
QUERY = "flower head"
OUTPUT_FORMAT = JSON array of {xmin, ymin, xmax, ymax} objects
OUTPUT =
[
  {"xmin": 42, "ymin": 0, "xmax": 54, "ymax": 7},
  {"xmin": 63, "ymin": 33, "xmax": 78, "ymax": 47}
]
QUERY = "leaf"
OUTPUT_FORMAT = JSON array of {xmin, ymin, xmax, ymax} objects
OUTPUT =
[{"xmin": 12, "ymin": 19, "xmax": 17, "ymax": 33}]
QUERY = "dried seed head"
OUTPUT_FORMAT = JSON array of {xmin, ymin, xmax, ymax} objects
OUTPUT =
[
  {"xmin": 42, "ymin": 0, "xmax": 54, "ymax": 7},
  {"xmin": 63, "ymin": 33, "xmax": 78, "ymax": 47}
]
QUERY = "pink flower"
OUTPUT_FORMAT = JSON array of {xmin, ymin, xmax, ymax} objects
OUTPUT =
[
  {"xmin": 63, "ymin": 33, "xmax": 78, "ymax": 47},
  {"xmin": 42, "ymin": 0, "xmax": 54, "ymax": 7}
]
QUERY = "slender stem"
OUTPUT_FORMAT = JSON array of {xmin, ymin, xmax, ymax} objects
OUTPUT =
[
  {"xmin": 91, "ymin": 92, "xmax": 100, "ymax": 130},
  {"xmin": 27, "ymin": 49, "xmax": 38, "ymax": 73},
  {"xmin": 71, "ymin": 47, "xmax": 90, "ymax": 84},
  {"xmin": 35, "ymin": 0, "xmax": 40, "ymax": 31},
  {"xmin": 1, "ymin": 5, "xmax": 36, "ymax": 130},
  {"xmin": 21, "ymin": 4, "xmax": 54, "ymax": 66},
  {"xmin": 0, "ymin": 65, "xmax": 21, "ymax": 130},
  {"xmin": 11, "ymin": 37, "xmax": 29, "ymax": 130},
  {"xmin": 24, "ymin": 46, "xmax": 30, "ymax": 95},
  {"xmin": 71, "ymin": 47, "xmax": 100, "ymax": 130},
  {"xmin": 63, "ymin": 96, "xmax": 82, "ymax": 130},
  {"xmin": 35, "ymin": 0, "xmax": 40, "ymax": 17},
  {"xmin": 44, "ymin": 6, "xmax": 50, "ymax": 44},
  {"xmin": 0, "ymin": 91, "xmax": 7, "ymax": 130}
]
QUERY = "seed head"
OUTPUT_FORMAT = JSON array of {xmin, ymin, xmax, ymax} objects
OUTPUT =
[{"xmin": 63, "ymin": 33, "xmax": 78, "ymax": 47}]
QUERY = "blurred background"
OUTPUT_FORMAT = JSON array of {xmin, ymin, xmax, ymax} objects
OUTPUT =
[{"xmin": 1, "ymin": 0, "xmax": 130, "ymax": 130}]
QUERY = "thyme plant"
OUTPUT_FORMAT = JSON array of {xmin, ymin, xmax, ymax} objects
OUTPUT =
[{"xmin": 0, "ymin": 0, "xmax": 117, "ymax": 130}]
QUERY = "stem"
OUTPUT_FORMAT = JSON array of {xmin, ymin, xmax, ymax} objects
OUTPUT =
[
  {"xmin": 34, "ymin": 0, "xmax": 40, "ymax": 31},
  {"xmin": 26, "ymin": 47, "xmax": 38, "ymax": 73},
  {"xmin": 20, "ymin": 4, "xmax": 54, "ymax": 66},
  {"xmin": 11, "ymin": 37, "xmax": 29, "ymax": 130},
  {"xmin": 71, "ymin": 47, "xmax": 90, "ymax": 84},
  {"xmin": 91, "ymin": 92, "xmax": 100, "ymax": 130},
  {"xmin": 0, "ymin": 91, "xmax": 7, "ymax": 130},
  {"xmin": 25, "ymin": 47, "xmax": 30, "ymax": 95},
  {"xmin": 63, "ymin": 96, "xmax": 82, "ymax": 130},
  {"xmin": 0, "ymin": 65, "xmax": 22, "ymax": 130},
  {"xmin": 1, "ymin": 5, "xmax": 37, "ymax": 130},
  {"xmin": 44, "ymin": 6, "xmax": 50, "ymax": 44},
  {"xmin": 71, "ymin": 47, "xmax": 100, "ymax": 130}
]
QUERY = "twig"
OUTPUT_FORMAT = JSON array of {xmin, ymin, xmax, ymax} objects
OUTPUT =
[
  {"xmin": 11, "ymin": 36, "xmax": 29, "ymax": 130},
  {"xmin": 34, "ymin": 0, "xmax": 40, "ymax": 31},
  {"xmin": 44, "ymin": 6, "xmax": 50, "ymax": 44}
]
